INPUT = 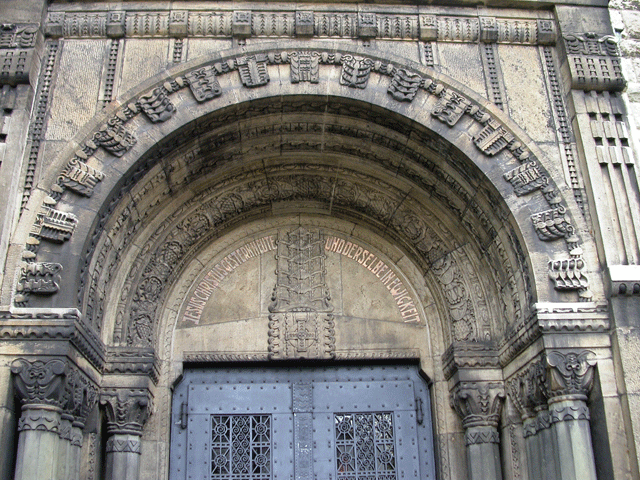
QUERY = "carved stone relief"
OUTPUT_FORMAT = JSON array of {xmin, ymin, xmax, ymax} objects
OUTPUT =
[
  {"xmin": 268, "ymin": 227, "xmax": 335, "ymax": 359},
  {"xmin": 563, "ymin": 33, "xmax": 625, "ymax": 92},
  {"xmin": 45, "ymin": 9, "xmax": 556, "ymax": 45}
]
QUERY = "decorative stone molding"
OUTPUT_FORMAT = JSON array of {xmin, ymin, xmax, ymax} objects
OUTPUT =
[
  {"xmin": 451, "ymin": 381, "xmax": 505, "ymax": 429},
  {"xmin": 101, "ymin": 389, "xmax": 152, "ymax": 435},
  {"xmin": 442, "ymin": 342, "xmax": 500, "ymax": 381},
  {"xmin": 608, "ymin": 265, "xmax": 640, "ymax": 296},
  {"xmin": 562, "ymin": 33, "xmax": 625, "ymax": 92},
  {"xmin": 0, "ymin": 23, "xmax": 38, "ymax": 85},
  {"xmin": 11, "ymin": 358, "xmax": 68, "ymax": 407},
  {"xmin": 106, "ymin": 436, "xmax": 141, "ymax": 454},
  {"xmin": 17, "ymin": 406, "xmax": 61, "ymax": 432},
  {"xmin": 545, "ymin": 350, "xmax": 596, "ymax": 400},
  {"xmin": 44, "ymin": 9, "xmax": 555, "ymax": 46}
]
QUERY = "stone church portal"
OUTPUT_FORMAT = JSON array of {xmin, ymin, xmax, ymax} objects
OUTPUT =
[{"xmin": 0, "ymin": 1, "xmax": 640, "ymax": 480}]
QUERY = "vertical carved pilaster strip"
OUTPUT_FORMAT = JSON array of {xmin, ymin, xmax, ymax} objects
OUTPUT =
[
  {"xmin": 100, "ymin": 39, "xmax": 120, "ymax": 109},
  {"xmin": 172, "ymin": 39, "xmax": 184, "ymax": 63},
  {"xmin": 481, "ymin": 43, "xmax": 506, "ymax": 111},
  {"xmin": 424, "ymin": 42, "xmax": 435, "ymax": 67},
  {"xmin": 541, "ymin": 46, "xmax": 585, "ymax": 215},
  {"xmin": 21, "ymin": 41, "xmax": 59, "ymax": 212}
]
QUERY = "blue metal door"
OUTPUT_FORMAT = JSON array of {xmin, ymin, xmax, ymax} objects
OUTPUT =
[{"xmin": 170, "ymin": 365, "xmax": 436, "ymax": 480}]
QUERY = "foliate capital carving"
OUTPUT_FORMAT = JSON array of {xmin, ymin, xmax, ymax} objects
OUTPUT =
[
  {"xmin": 64, "ymin": 367, "xmax": 99, "ymax": 428},
  {"xmin": 451, "ymin": 381, "xmax": 505, "ymax": 429},
  {"xmin": 101, "ymin": 389, "xmax": 152, "ymax": 435},
  {"xmin": 507, "ymin": 360, "xmax": 548, "ymax": 420},
  {"xmin": 545, "ymin": 350, "xmax": 596, "ymax": 400},
  {"xmin": 11, "ymin": 358, "xmax": 68, "ymax": 407}
]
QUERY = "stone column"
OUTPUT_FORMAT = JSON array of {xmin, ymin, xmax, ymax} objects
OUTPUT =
[
  {"xmin": 11, "ymin": 358, "xmax": 68, "ymax": 480},
  {"xmin": 451, "ymin": 381, "xmax": 505, "ymax": 480},
  {"xmin": 508, "ymin": 360, "xmax": 559, "ymax": 480},
  {"xmin": 545, "ymin": 350, "xmax": 598, "ymax": 480},
  {"xmin": 101, "ymin": 389, "xmax": 152, "ymax": 480}
]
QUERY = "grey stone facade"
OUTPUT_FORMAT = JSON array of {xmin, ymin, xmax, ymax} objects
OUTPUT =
[{"xmin": 0, "ymin": 0, "xmax": 639, "ymax": 479}]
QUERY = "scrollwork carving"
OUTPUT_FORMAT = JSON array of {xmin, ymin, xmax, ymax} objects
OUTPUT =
[
  {"xmin": 101, "ymin": 389, "xmax": 152, "ymax": 435},
  {"xmin": 451, "ymin": 381, "xmax": 505, "ymax": 429},
  {"xmin": 11, "ymin": 358, "xmax": 68, "ymax": 407},
  {"xmin": 545, "ymin": 350, "xmax": 596, "ymax": 400}
]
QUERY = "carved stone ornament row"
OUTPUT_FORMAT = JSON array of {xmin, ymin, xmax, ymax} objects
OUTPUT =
[
  {"xmin": 11, "ymin": 358, "xmax": 99, "ymax": 432},
  {"xmin": 45, "ymin": 9, "xmax": 556, "ymax": 45},
  {"xmin": 506, "ymin": 350, "xmax": 596, "ymax": 433},
  {"xmin": 0, "ymin": 23, "xmax": 38, "ymax": 86},
  {"xmin": 20, "ymin": 48, "xmax": 591, "ymax": 313}
]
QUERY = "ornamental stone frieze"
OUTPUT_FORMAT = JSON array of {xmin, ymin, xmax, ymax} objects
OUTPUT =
[{"xmin": 44, "ymin": 9, "xmax": 556, "ymax": 46}]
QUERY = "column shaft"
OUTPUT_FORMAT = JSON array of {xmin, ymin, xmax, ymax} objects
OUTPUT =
[
  {"xmin": 105, "ymin": 433, "xmax": 142, "ymax": 480},
  {"xmin": 14, "ymin": 406, "xmax": 61, "ymax": 480}
]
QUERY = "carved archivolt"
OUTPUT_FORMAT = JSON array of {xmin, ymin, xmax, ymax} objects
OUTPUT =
[{"xmin": 15, "ymin": 43, "xmax": 591, "ymax": 353}]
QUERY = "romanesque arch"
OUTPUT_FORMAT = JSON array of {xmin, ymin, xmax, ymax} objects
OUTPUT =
[{"xmin": 7, "ymin": 41, "xmax": 610, "ymax": 480}]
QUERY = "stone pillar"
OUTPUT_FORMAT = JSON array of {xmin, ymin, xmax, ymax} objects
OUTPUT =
[
  {"xmin": 545, "ymin": 350, "xmax": 598, "ymax": 480},
  {"xmin": 508, "ymin": 359, "xmax": 559, "ymax": 480},
  {"xmin": 11, "ymin": 358, "xmax": 68, "ymax": 480},
  {"xmin": 451, "ymin": 381, "xmax": 505, "ymax": 480},
  {"xmin": 101, "ymin": 389, "xmax": 152, "ymax": 480}
]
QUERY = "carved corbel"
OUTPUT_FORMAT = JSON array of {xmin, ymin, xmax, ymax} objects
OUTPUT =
[
  {"xmin": 11, "ymin": 358, "xmax": 69, "ymax": 408},
  {"xmin": 100, "ymin": 389, "xmax": 152, "ymax": 435}
]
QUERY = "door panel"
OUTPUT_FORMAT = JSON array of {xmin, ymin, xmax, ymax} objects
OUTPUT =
[{"xmin": 170, "ymin": 365, "xmax": 436, "ymax": 480}]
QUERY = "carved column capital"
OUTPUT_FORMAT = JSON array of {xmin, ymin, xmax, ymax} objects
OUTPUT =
[
  {"xmin": 545, "ymin": 350, "xmax": 596, "ymax": 401},
  {"xmin": 11, "ymin": 358, "xmax": 69, "ymax": 407},
  {"xmin": 451, "ymin": 381, "xmax": 505, "ymax": 429},
  {"xmin": 64, "ymin": 366, "xmax": 99, "ymax": 429},
  {"xmin": 101, "ymin": 389, "xmax": 152, "ymax": 435},
  {"xmin": 507, "ymin": 359, "xmax": 548, "ymax": 420}
]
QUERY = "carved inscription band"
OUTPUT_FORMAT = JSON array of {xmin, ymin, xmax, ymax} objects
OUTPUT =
[
  {"xmin": 325, "ymin": 236, "xmax": 421, "ymax": 323},
  {"xmin": 182, "ymin": 236, "xmax": 277, "ymax": 323}
]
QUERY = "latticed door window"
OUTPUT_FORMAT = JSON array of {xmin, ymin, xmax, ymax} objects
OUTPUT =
[
  {"xmin": 334, "ymin": 412, "xmax": 397, "ymax": 480},
  {"xmin": 210, "ymin": 415, "xmax": 272, "ymax": 480}
]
